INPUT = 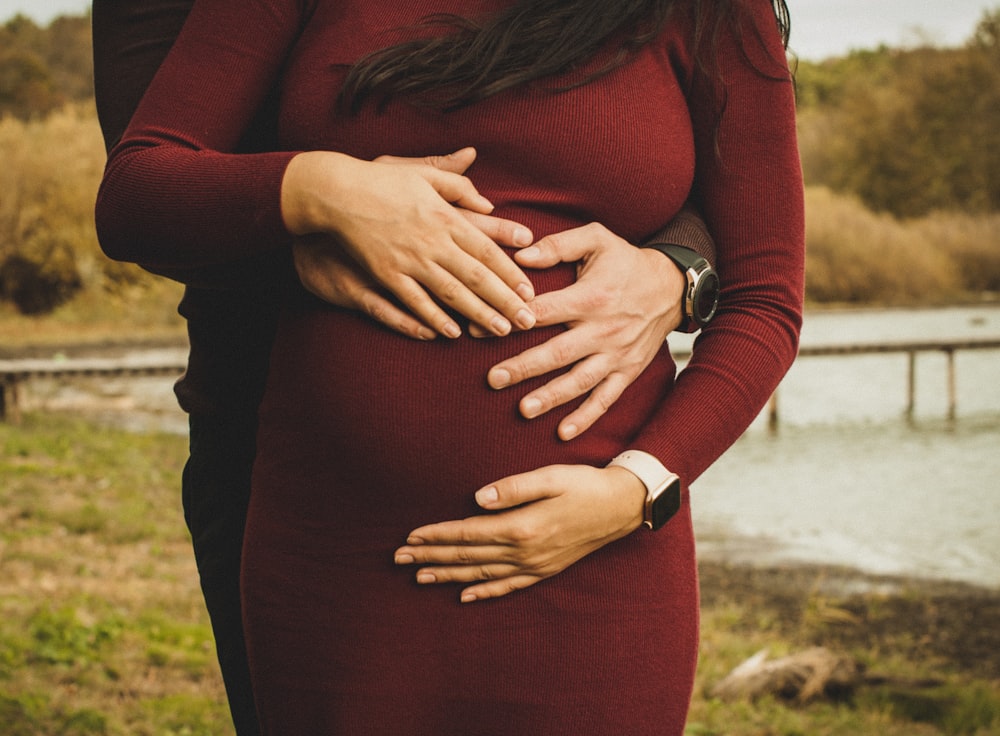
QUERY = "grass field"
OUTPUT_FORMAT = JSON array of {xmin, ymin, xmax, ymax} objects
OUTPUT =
[
  {"xmin": 0, "ymin": 413, "xmax": 230, "ymax": 735},
  {"xmin": 1, "ymin": 413, "xmax": 998, "ymax": 735}
]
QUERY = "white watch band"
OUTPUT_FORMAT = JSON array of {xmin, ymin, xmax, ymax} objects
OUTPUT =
[
  {"xmin": 607, "ymin": 450, "xmax": 681, "ymax": 529},
  {"xmin": 606, "ymin": 450, "xmax": 672, "ymax": 494}
]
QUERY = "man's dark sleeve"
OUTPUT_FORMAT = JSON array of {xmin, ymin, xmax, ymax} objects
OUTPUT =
[
  {"xmin": 641, "ymin": 202, "xmax": 716, "ymax": 265},
  {"xmin": 92, "ymin": 1, "xmax": 194, "ymax": 153}
]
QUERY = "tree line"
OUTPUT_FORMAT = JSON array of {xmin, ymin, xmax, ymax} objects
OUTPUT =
[
  {"xmin": 795, "ymin": 8, "xmax": 1000, "ymax": 219},
  {"xmin": 1, "ymin": 9, "xmax": 998, "ymax": 315},
  {"xmin": 0, "ymin": 13, "xmax": 94, "ymax": 120},
  {"xmin": 3, "ymin": 8, "xmax": 998, "ymax": 218}
]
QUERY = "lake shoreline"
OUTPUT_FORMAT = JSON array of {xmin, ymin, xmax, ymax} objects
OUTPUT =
[{"xmin": 697, "ymin": 558, "xmax": 1000, "ymax": 680}]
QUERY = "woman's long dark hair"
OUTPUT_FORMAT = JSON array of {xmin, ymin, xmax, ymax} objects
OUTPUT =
[{"xmin": 338, "ymin": 0, "xmax": 791, "ymax": 112}]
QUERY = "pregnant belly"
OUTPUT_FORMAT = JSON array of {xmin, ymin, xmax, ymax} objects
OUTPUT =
[{"xmin": 252, "ymin": 278, "xmax": 675, "ymax": 531}]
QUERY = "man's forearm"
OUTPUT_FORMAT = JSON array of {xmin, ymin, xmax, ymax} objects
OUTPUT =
[{"xmin": 640, "ymin": 202, "xmax": 715, "ymax": 265}]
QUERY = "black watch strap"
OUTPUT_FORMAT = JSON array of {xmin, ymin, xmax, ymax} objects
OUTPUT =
[
  {"xmin": 640, "ymin": 243, "xmax": 719, "ymax": 331},
  {"xmin": 641, "ymin": 243, "xmax": 709, "ymax": 273}
]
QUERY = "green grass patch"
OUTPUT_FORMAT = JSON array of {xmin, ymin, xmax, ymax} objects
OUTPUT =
[{"xmin": 0, "ymin": 414, "xmax": 231, "ymax": 735}]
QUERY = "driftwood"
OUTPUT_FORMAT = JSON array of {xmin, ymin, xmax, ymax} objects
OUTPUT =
[{"xmin": 710, "ymin": 647, "xmax": 861, "ymax": 703}]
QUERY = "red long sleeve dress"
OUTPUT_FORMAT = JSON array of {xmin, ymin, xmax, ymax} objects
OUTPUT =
[{"xmin": 96, "ymin": 0, "xmax": 804, "ymax": 733}]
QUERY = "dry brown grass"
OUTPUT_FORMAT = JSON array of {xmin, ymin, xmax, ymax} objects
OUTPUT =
[{"xmin": 804, "ymin": 186, "xmax": 999, "ymax": 306}]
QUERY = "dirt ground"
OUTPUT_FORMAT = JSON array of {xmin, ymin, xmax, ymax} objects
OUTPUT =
[{"xmin": 698, "ymin": 560, "xmax": 1000, "ymax": 681}]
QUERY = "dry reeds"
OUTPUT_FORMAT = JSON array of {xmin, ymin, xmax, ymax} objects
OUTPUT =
[{"xmin": 804, "ymin": 186, "xmax": 999, "ymax": 305}]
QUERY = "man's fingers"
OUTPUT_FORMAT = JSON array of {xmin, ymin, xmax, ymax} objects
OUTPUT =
[
  {"xmin": 516, "ymin": 286, "xmax": 587, "ymax": 327},
  {"xmin": 515, "ymin": 222, "xmax": 613, "ymax": 269},
  {"xmin": 355, "ymin": 290, "xmax": 436, "ymax": 341},
  {"xmin": 487, "ymin": 332, "xmax": 592, "ymax": 389},
  {"xmin": 556, "ymin": 373, "xmax": 630, "ymax": 441},
  {"xmin": 515, "ymin": 357, "xmax": 608, "ymax": 421}
]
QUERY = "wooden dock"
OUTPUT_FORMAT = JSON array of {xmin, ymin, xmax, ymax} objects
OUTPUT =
[
  {"xmin": 1, "ymin": 338, "xmax": 999, "ymax": 426},
  {"xmin": 674, "ymin": 337, "xmax": 1000, "ymax": 430},
  {"xmin": 0, "ymin": 354, "xmax": 187, "ymax": 424}
]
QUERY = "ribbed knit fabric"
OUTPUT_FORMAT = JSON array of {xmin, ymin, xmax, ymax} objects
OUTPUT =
[{"xmin": 96, "ymin": 1, "xmax": 804, "ymax": 733}]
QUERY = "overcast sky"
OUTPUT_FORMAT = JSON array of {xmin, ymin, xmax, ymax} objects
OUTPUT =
[{"xmin": 0, "ymin": 0, "xmax": 994, "ymax": 61}]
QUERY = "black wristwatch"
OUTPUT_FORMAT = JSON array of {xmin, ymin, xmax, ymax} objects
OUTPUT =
[
  {"xmin": 607, "ymin": 451, "xmax": 682, "ymax": 531},
  {"xmin": 642, "ymin": 243, "xmax": 720, "ymax": 332}
]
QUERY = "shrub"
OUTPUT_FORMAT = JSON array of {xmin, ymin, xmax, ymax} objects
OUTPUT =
[
  {"xmin": 913, "ymin": 210, "xmax": 1000, "ymax": 293},
  {"xmin": 0, "ymin": 103, "xmax": 151, "ymax": 316},
  {"xmin": 804, "ymin": 187, "xmax": 963, "ymax": 305}
]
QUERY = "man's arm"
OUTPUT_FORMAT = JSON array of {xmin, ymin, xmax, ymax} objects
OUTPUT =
[{"xmin": 644, "ymin": 201, "xmax": 715, "ymax": 269}]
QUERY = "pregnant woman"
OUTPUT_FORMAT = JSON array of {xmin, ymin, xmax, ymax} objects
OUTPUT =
[{"xmin": 96, "ymin": 0, "xmax": 804, "ymax": 733}]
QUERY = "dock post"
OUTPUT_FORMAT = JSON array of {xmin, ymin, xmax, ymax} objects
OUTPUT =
[
  {"xmin": 0, "ymin": 377, "xmax": 22, "ymax": 424},
  {"xmin": 906, "ymin": 351, "xmax": 916, "ymax": 421},
  {"xmin": 946, "ymin": 348, "xmax": 956, "ymax": 421}
]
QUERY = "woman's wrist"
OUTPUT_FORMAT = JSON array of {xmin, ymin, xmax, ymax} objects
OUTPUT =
[
  {"xmin": 603, "ymin": 465, "xmax": 647, "ymax": 535},
  {"xmin": 280, "ymin": 150, "xmax": 355, "ymax": 236}
]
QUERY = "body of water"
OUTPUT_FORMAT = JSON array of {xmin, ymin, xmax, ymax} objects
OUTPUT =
[{"xmin": 683, "ymin": 305, "xmax": 1000, "ymax": 589}]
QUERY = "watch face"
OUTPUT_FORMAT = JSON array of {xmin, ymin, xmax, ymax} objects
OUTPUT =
[
  {"xmin": 693, "ymin": 271, "xmax": 721, "ymax": 325},
  {"xmin": 650, "ymin": 478, "xmax": 682, "ymax": 530}
]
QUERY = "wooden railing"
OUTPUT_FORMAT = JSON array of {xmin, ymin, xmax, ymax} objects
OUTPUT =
[
  {"xmin": 672, "ymin": 337, "xmax": 1000, "ymax": 431},
  {"xmin": 2, "ymin": 338, "xmax": 999, "ymax": 425}
]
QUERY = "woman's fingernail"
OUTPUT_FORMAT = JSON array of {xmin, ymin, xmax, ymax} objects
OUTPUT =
[
  {"xmin": 560, "ymin": 424, "xmax": 578, "ymax": 441},
  {"xmin": 476, "ymin": 486, "xmax": 499, "ymax": 507},
  {"xmin": 515, "ymin": 309, "xmax": 536, "ymax": 330},
  {"xmin": 513, "ymin": 228, "xmax": 533, "ymax": 246},
  {"xmin": 443, "ymin": 322, "xmax": 461, "ymax": 339},
  {"xmin": 522, "ymin": 397, "xmax": 542, "ymax": 418},
  {"xmin": 489, "ymin": 368, "xmax": 511, "ymax": 389},
  {"xmin": 395, "ymin": 553, "xmax": 415, "ymax": 565},
  {"xmin": 461, "ymin": 592, "xmax": 477, "ymax": 603},
  {"xmin": 491, "ymin": 316, "xmax": 512, "ymax": 335},
  {"xmin": 516, "ymin": 283, "xmax": 535, "ymax": 301},
  {"xmin": 417, "ymin": 572, "xmax": 436, "ymax": 584}
]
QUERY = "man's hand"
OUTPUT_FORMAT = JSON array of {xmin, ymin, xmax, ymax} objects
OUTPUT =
[
  {"xmin": 486, "ymin": 223, "xmax": 686, "ymax": 440},
  {"xmin": 292, "ymin": 234, "xmax": 437, "ymax": 339},
  {"xmin": 393, "ymin": 463, "xmax": 646, "ymax": 602}
]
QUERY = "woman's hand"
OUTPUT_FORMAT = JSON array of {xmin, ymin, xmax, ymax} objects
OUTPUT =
[
  {"xmin": 393, "ymin": 463, "xmax": 646, "ymax": 602},
  {"xmin": 281, "ymin": 147, "xmax": 537, "ymax": 339},
  {"xmin": 292, "ymin": 149, "xmax": 538, "ymax": 342},
  {"xmin": 485, "ymin": 223, "xmax": 685, "ymax": 440}
]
